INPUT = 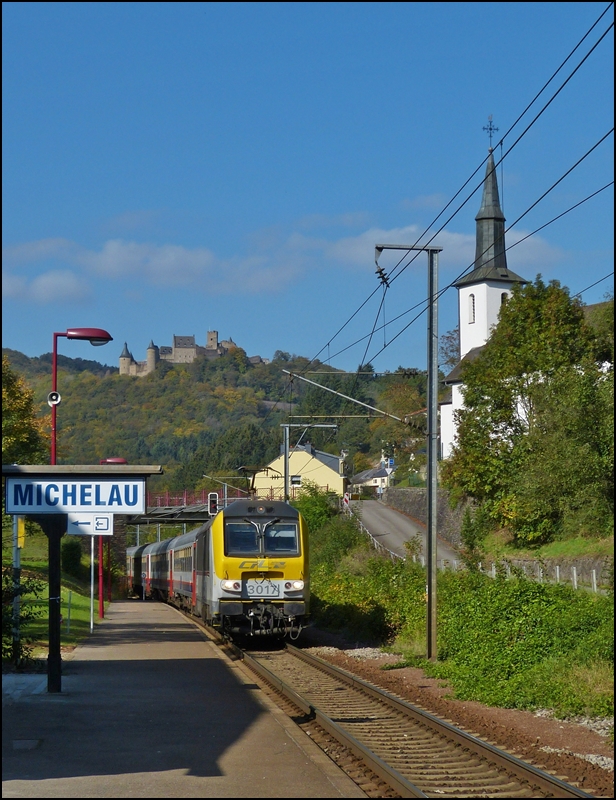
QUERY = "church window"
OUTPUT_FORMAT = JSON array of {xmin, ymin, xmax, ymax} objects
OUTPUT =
[
  {"xmin": 469, "ymin": 294, "xmax": 476, "ymax": 324},
  {"xmin": 501, "ymin": 292, "xmax": 508, "ymax": 306}
]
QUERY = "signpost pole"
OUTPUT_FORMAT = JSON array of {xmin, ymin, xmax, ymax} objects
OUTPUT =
[
  {"xmin": 12, "ymin": 516, "xmax": 22, "ymax": 664},
  {"xmin": 106, "ymin": 538, "xmax": 112, "ymax": 601},
  {"xmin": 30, "ymin": 515, "xmax": 66, "ymax": 693},
  {"xmin": 90, "ymin": 535, "xmax": 95, "ymax": 633},
  {"xmin": 98, "ymin": 535, "xmax": 104, "ymax": 619}
]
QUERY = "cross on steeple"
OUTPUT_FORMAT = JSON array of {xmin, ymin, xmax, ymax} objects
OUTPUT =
[{"xmin": 483, "ymin": 115, "xmax": 499, "ymax": 148}]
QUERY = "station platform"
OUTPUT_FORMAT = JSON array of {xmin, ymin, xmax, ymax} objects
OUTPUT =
[{"xmin": 2, "ymin": 600, "xmax": 365, "ymax": 798}]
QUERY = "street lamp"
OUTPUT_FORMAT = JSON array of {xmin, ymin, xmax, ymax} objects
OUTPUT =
[{"xmin": 50, "ymin": 328, "xmax": 113, "ymax": 464}]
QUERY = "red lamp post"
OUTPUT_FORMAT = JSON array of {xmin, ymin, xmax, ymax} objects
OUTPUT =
[{"xmin": 50, "ymin": 328, "xmax": 113, "ymax": 464}]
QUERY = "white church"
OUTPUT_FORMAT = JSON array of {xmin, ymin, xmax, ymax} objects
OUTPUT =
[{"xmin": 440, "ymin": 147, "xmax": 527, "ymax": 459}]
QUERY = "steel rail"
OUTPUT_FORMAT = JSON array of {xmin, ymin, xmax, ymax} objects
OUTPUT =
[
  {"xmin": 242, "ymin": 644, "xmax": 594, "ymax": 799},
  {"xmin": 170, "ymin": 609, "xmax": 596, "ymax": 798},
  {"xmin": 241, "ymin": 648, "xmax": 428, "ymax": 798}
]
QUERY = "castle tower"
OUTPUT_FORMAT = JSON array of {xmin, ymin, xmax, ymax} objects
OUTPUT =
[
  {"xmin": 146, "ymin": 340, "xmax": 159, "ymax": 374},
  {"xmin": 119, "ymin": 343, "xmax": 133, "ymax": 376},
  {"xmin": 206, "ymin": 330, "xmax": 219, "ymax": 350},
  {"xmin": 454, "ymin": 148, "xmax": 527, "ymax": 359}
]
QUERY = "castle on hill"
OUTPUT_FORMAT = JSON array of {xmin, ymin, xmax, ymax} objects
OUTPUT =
[{"xmin": 119, "ymin": 331, "xmax": 266, "ymax": 377}]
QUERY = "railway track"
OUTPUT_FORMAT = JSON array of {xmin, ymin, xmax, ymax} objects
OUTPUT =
[{"xmin": 236, "ymin": 643, "xmax": 595, "ymax": 799}]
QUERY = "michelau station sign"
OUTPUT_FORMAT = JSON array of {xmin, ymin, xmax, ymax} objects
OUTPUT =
[{"xmin": 2, "ymin": 464, "xmax": 162, "ymax": 692}]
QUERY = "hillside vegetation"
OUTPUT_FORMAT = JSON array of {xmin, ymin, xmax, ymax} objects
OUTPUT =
[
  {"xmin": 3, "ymin": 286, "xmax": 612, "ymax": 550},
  {"xmin": 443, "ymin": 282, "xmax": 613, "ymax": 548},
  {"xmin": 2, "ymin": 347, "xmax": 428, "ymax": 492}
]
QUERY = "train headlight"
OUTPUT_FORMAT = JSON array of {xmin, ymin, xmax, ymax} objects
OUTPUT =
[
  {"xmin": 221, "ymin": 580, "xmax": 241, "ymax": 592},
  {"xmin": 284, "ymin": 580, "xmax": 304, "ymax": 591}
]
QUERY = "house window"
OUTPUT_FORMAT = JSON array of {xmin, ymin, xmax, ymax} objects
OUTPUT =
[
  {"xmin": 290, "ymin": 475, "xmax": 302, "ymax": 487},
  {"xmin": 501, "ymin": 292, "xmax": 508, "ymax": 306},
  {"xmin": 469, "ymin": 293, "xmax": 476, "ymax": 323}
]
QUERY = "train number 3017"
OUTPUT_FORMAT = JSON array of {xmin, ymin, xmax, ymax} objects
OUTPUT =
[{"xmin": 245, "ymin": 580, "xmax": 279, "ymax": 597}]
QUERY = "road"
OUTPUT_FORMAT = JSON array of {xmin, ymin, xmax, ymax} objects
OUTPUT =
[{"xmin": 349, "ymin": 499, "xmax": 459, "ymax": 564}]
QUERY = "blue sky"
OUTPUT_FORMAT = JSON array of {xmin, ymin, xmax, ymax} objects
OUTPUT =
[{"xmin": 2, "ymin": 2, "xmax": 613, "ymax": 373}]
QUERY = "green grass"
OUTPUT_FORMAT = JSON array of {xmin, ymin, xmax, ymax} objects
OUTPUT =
[
  {"xmin": 3, "ymin": 520, "xmax": 115, "ymax": 658},
  {"xmin": 307, "ymin": 501, "xmax": 614, "ymax": 721},
  {"xmin": 483, "ymin": 531, "xmax": 614, "ymax": 562},
  {"xmin": 2, "ymin": 521, "xmax": 49, "ymax": 568},
  {"xmin": 24, "ymin": 578, "xmax": 108, "ymax": 653}
]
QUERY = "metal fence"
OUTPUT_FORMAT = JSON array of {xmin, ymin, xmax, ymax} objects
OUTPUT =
[{"xmin": 342, "ymin": 503, "xmax": 608, "ymax": 593}]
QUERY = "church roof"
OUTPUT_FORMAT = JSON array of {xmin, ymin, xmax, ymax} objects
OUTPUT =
[
  {"xmin": 455, "ymin": 148, "xmax": 527, "ymax": 288},
  {"xmin": 455, "ymin": 264, "xmax": 527, "ymax": 287},
  {"xmin": 443, "ymin": 345, "xmax": 486, "ymax": 384}
]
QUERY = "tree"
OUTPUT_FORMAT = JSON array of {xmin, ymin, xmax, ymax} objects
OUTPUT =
[
  {"xmin": 2, "ymin": 355, "xmax": 49, "ymax": 464},
  {"xmin": 442, "ymin": 276, "xmax": 612, "ymax": 543},
  {"xmin": 439, "ymin": 326, "xmax": 460, "ymax": 370},
  {"xmin": 512, "ymin": 362, "xmax": 613, "ymax": 541},
  {"xmin": 586, "ymin": 293, "xmax": 614, "ymax": 364}
]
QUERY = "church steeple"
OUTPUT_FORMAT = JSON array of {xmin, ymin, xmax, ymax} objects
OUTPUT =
[
  {"xmin": 455, "ymin": 149, "xmax": 525, "ymax": 287},
  {"xmin": 474, "ymin": 147, "xmax": 507, "ymax": 271}
]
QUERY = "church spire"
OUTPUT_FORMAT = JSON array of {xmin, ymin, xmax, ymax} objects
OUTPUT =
[
  {"xmin": 455, "ymin": 148, "xmax": 525, "ymax": 287},
  {"xmin": 474, "ymin": 148, "xmax": 507, "ymax": 273}
]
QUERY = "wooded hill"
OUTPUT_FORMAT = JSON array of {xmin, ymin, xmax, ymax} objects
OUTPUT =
[{"xmin": 2, "ymin": 347, "xmax": 429, "ymax": 492}]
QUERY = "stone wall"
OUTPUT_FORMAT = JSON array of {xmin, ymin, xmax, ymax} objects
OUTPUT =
[{"xmin": 381, "ymin": 487, "xmax": 612, "ymax": 587}]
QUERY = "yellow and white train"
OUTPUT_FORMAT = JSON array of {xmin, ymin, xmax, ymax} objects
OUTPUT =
[{"xmin": 126, "ymin": 499, "xmax": 309, "ymax": 638}]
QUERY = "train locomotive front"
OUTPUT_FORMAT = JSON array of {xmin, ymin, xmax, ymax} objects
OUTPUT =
[{"xmin": 127, "ymin": 499, "xmax": 309, "ymax": 638}]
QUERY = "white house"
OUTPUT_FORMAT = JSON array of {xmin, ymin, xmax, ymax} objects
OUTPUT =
[
  {"xmin": 440, "ymin": 148, "xmax": 527, "ymax": 459},
  {"xmin": 350, "ymin": 466, "xmax": 394, "ymax": 497}
]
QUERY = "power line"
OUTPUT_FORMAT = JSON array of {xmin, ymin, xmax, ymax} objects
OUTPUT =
[
  {"xmin": 302, "ymin": 4, "xmax": 614, "ymax": 373},
  {"xmin": 365, "ymin": 131, "xmax": 613, "ymax": 365},
  {"xmin": 326, "ymin": 167, "xmax": 614, "ymax": 365},
  {"xmin": 574, "ymin": 271, "xmax": 614, "ymax": 297},
  {"xmin": 386, "ymin": 20, "xmax": 615, "ymax": 289}
]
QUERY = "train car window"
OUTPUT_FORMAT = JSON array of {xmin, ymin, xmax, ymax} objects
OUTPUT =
[
  {"xmin": 264, "ymin": 522, "xmax": 299, "ymax": 555},
  {"xmin": 225, "ymin": 522, "xmax": 259, "ymax": 555},
  {"xmin": 174, "ymin": 546, "xmax": 192, "ymax": 572}
]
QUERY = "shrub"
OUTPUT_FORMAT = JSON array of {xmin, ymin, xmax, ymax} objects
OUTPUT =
[
  {"xmin": 61, "ymin": 537, "xmax": 84, "ymax": 579},
  {"xmin": 2, "ymin": 566, "xmax": 46, "ymax": 664},
  {"xmin": 424, "ymin": 571, "xmax": 613, "ymax": 716},
  {"xmin": 292, "ymin": 481, "xmax": 339, "ymax": 535}
]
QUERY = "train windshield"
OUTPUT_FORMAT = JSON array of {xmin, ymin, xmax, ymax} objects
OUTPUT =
[
  {"xmin": 224, "ymin": 520, "xmax": 299, "ymax": 556},
  {"xmin": 263, "ymin": 521, "xmax": 299, "ymax": 555}
]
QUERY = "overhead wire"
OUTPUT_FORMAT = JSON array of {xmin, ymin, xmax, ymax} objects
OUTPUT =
[
  {"xmin": 574, "ymin": 271, "xmax": 614, "ymax": 297},
  {"xmin": 300, "ymin": 5, "xmax": 614, "ymax": 371},
  {"xmin": 385, "ymin": 18, "xmax": 615, "ymax": 290},
  {"xmin": 326, "ymin": 162, "xmax": 614, "ymax": 365},
  {"xmin": 261, "ymin": 5, "xmax": 614, "ymax": 437}
]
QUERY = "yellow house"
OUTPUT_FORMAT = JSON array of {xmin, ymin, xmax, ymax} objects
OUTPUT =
[{"xmin": 253, "ymin": 443, "xmax": 347, "ymax": 499}]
